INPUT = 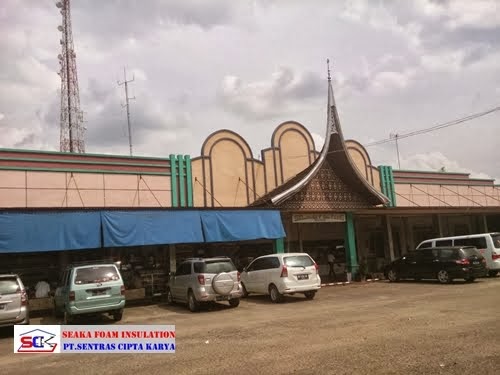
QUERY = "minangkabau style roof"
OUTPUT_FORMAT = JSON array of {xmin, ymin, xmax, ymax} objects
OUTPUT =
[{"xmin": 251, "ymin": 60, "xmax": 390, "ymax": 208}]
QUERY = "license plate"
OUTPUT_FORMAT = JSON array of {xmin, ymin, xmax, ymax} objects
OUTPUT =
[
  {"xmin": 473, "ymin": 261, "xmax": 479, "ymax": 265},
  {"xmin": 297, "ymin": 274, "xmax": 309, "ymax": 280},
  {"xmin": 216, "ymin": 295, "xmax": 229, "ymax": 301},
  {"xmin": 92, "ymin": 290, "xmax": 106, "ymax": 296}
]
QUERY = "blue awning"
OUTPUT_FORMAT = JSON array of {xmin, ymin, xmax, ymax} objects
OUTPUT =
[
  {"xmin": 0, "ymin": 209, "xmax": 285, "ymax": 253},
  {"xmin": 101, "ymin": 210, "xmax": 204, "ymax": 247},
  {"xmin": 200, "ymin": 210, "xmax": 285, "ymax": 242},
  {"xmin": 0, "ymin": 211, "xmax": 102, "ymax": 253}
]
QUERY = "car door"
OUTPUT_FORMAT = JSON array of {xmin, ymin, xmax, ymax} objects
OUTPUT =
[
  {"xmin": 243, "ymin": 258, "xmax": 265, "ymax": 293},
  {"xmin": 418, "ymin": 249, "xmax": 439, "ymax": 279},
  {"xmin": 258, "ymin": 257, "xmax": 280, "ymax": 294},
  {"xmin": 0, "ymin": 276, "xmax": 22, "ymax": 322},
  {"xmin": 399, "ymin": 252, "xmax": 419, "ymax": 278},
  {"xmin": 171, "ymin": 263, "xmax": 190, "ymax": 301}
]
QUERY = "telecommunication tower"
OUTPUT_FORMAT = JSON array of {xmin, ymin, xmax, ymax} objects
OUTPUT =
[{"xmin": 56, "ymin": 0, "xmax": 85, "ymax": 153}]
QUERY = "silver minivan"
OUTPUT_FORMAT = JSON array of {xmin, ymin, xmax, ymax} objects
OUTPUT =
[
  {"xmin": 0, "ymin": 274, "xmax": 30, "ymax": 327},
  {"xmin": 416, "ymin": 232, "xmax": 500, "ymax": 277}
]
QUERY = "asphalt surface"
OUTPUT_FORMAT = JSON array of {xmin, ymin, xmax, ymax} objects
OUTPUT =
[{"xmin": 1, "ymin": 278, "xmax": 500, "ymax": 375}]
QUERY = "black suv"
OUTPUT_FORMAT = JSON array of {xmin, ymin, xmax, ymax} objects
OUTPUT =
[{"xmin": 384, "ymin": 246, "xmax": 487, "ymax": 284}]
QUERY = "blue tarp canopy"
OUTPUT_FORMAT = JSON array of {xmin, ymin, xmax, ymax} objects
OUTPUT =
[
  {"xmin": 101, "ymin": 210, "xmax": 204, "ymax": 247},
  {"xmin": 0, "ymin": 209, "xmax": 285, "ymax": 253},
  {"xmin": 0, "ymin": 211, "xmax": 102, "ymax": 253},
  {"xmin": 200, "ymin": 210, "xmax": 285, "ymax": 242}
]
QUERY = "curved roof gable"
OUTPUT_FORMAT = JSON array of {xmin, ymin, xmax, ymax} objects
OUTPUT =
[{"xmin": 252, "ymin": 60, "xmax": 389, "ymax": 208}]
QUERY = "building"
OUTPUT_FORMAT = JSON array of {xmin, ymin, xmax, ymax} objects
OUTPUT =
[{"xmin": 1, "ymin": 72, "xmax": 500, "ymax": 306}]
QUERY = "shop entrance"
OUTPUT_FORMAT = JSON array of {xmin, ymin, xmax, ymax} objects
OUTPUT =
[{"xmin": 287, "ymin": 213, "xmax": 348, "ymax": 282}]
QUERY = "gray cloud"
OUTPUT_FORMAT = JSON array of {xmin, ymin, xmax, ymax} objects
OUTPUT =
[
  {"xmin": 218, "ymin": 66, "xmax": 324, "ymax": 121},
  {"xmin": 0, "ymin": 0, "xmax": 499, "ymax": 182}
]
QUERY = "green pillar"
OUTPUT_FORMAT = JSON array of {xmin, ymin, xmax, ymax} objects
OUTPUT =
[
  {"xmin": 185, "ymin": 155, "xmax": 194, "ymax": 207},
  {"xmin": 345, "ymin": 212, "xmax": 358, "ymax": 276},
  {"xmin": 169, "ymin": 155, "xmax": 178, "ymax": 207},
  {"xmin": 177, "ymin": 155, "xmax": 186, "ymax": 207},
  {"xmin": 273, "ymin": 238, "xmax": 285, "ymax": 254}
]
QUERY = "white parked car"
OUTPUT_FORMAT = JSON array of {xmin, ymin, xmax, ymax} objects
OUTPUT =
[{"xmin": 240, "ymin": 253, "xmax": 321, "ymax": 303}]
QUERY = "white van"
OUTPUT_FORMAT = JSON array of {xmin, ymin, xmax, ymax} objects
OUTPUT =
[{"xmin": 416, "ymin": 232, "xmax": 500, "ymax": 277}]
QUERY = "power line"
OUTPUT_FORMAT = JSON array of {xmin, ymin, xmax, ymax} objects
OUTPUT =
[{"xmin": 364, "ymin": 105, "xmax": 500, "ymax": 148}]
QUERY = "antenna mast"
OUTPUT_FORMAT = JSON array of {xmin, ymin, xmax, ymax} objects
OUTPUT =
[
  {"xmin": 118, "ymin": 68, "xmax": 135, "ymax": 156},
  {"xmin": 56, "ymin": 0, "xmax": 85, "ymax": 153}
]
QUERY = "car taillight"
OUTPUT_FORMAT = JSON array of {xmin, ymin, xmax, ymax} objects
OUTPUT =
[
  {"xmin": 456, "ymin": 259, "xmax": 470, "ymax": 265},
  {"xmin": 121, "ymin": 285, "xmax": 125, "ymax": 295},
  {"xmin": 237, "ymin": 272, "xmax": 241, "ymax": 282},
  {"xmin": 280, "ymin": 265, "xmax": 288, "ymax": 278},
  {"xmin": 18, "ymin": 289, "xmax": 28, "ymax": 306},
  {"xmin": 492, "ymin": 253, "xmax": 500, "ymax": 260},
  {"xmin": 197, "ymin": 275, "xmax": 205, "ymax": 285},
  {"xmin": 314, "ymin": 262, "xmax": 319, "ymax": 273},
  {"xmin": 69, "ymin": 291, "xmax": 75, "ymax": 301}
]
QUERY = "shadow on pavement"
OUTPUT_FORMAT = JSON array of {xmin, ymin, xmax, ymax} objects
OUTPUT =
[
  {"xmin": 243, "ymin": 293, "xmax": 315, "ymax": 305},
  {"xmin": 156, "ymin": 301, "xmax": 237, "ymax": 314}
]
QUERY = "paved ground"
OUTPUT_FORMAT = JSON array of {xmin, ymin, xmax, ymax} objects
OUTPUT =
[{"xmin": 1, "ymin": 278, "xmax": 500, "ymax": 375}]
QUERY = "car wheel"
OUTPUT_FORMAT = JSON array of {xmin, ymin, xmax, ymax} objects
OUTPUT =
[
  {"xmin": 229, "ymin": 298, "xmax": 240, "ymax": 308},
  {"xmin": 269, "ymin": 284, "xmax": 283, "ymax": 303},
  {"xmin": 488, "ymin": 270, "xmax": 498, "ymax": 277},
  {"xmin": 113, "ymin": 311, "xmax": 123, "ymax": 322},
  {"xmin": 387, "ymin": 269, "xmax": 399, "ymax": 282},
  {"xmin": 166, "ymin": 288, "xmax": 174, "ymax": 305},
  {"xmin": 188, "ymin": 291, "xmax": 199, "ymax": 312},
  {"xmin": 241, "ymin": 283, "xmax": 248, "ymax": 298},
  {"xmin": 304, "ymin": 291, "xmax": 316, "ymax": 300},
  {"xmin": 465, "ymin": 276, "xmax": 475, "ymax": 283},
  {"xmin": 437, "ymin": 270, "xmax": 452, "ymax": 284}
]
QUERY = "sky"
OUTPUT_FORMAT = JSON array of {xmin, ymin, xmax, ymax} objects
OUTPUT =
[{"xmin": 0, "ymin": 0, "xmax": 499, "ymax": 181}]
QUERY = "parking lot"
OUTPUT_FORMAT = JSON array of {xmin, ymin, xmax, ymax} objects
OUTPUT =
[{"xmin": 1, "ymin": 278, "xmax": 500, "ymax": 375}]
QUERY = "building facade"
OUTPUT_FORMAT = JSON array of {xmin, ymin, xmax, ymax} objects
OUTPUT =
[{"xmin": 1, "ymin": 74, "xmax": 500, "ymax": 303}]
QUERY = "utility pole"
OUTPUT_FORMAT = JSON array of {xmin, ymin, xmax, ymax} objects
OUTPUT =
[
  {"xmin": 390, "ymin": 133, "xmax": 401, "ymax": 169},
  {"xmin": 118, "ymin": 68, "xmax": 135, "ymax": 156}
]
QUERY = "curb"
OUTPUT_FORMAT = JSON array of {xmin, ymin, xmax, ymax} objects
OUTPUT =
[{"xmin": 320, "ymin": 278, "xmax": 382, "ymax": 287}]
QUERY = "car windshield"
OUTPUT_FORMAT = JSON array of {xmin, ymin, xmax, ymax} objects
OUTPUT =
[
  {"xmin": 195, "ymin": 260, "xmax": 236, "ymax": 274},
  {"xmin": 0, "ymin": 277, "xmax": 19, "ymax": 294},
  {"xmin": 74, "ymin": 266, "xmax": 120, "ymax": 285},
  {"xmin": 491, "ymin": 234, "xmax": 500, "ymax": 249},
  {"xmin": 284, "ymin": 256, "xmax": 314, "ymax": 267}
]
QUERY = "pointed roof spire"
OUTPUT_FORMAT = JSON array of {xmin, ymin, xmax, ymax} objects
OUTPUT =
[{"xmin": 252, "ymin": 59, "xmax": 390, "ymax": 208}]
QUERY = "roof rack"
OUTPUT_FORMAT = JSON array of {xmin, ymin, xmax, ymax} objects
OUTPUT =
[
  {"xmin": 66, "ymin": 259, "xmax": 119, "ymax": 268},
  {"xmin": 183, "ymin": 256, "xmax": 231, "ymax": 262}
]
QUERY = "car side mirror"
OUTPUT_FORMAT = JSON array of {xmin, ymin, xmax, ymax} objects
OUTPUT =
[{"xmin": 242, "ymin": 267, "xmax": 247, "ymax": 273}]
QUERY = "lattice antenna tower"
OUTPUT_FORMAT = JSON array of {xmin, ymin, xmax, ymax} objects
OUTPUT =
[{"xmin": 56, "ymin": 0, "xmax": 85, "ymax": 153}]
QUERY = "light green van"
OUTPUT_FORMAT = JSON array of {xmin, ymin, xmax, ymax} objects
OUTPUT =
[{"xmin": 54, "ymin": 263, "xmax": 126, "ymax": 324}]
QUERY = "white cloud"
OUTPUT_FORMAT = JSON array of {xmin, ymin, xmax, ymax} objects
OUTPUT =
[{"xmin": 401, "ymin": 151, "xmax": 494, "ymax": 180}]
